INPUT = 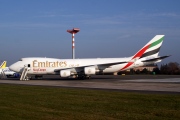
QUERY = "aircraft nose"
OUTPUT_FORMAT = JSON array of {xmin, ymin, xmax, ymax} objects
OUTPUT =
[{"xmin": 9, "ymin": 63, "xmax": 19, "ymax": 72}]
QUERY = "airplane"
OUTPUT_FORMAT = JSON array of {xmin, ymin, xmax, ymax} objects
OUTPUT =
[
  {"xmin": 0, "ymin": 61, "xmax": 7, "ymax": 69},
  {"xmin": 0, "ymin": 61, "xmax": 19, "ymax": 77},
  {"xmin": 9, "ymin": 35, "xmax": 170, "ymax": 80}
]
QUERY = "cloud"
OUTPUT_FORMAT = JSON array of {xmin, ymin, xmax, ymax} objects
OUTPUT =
[
  {"xmin": 117, "ymin": 34, "xmax": 132, "ymax": 39},
  {"xmin": 35, "ymin": 14, "xmax": 77, "ymax": 18},
  {"xmin": 153, "ymin": 13, "xmax": 180, "ymax": 17},
  {"xmin": 35, "ymin": 12, "xmax": 91, "ymax": 18},
  {"xmin": 0, "ymin": 23, "xmax": 66, "ymax": 29},
  {"xmin": 81, "ymin": 16, "xmax": 128, "ymax": 25}
]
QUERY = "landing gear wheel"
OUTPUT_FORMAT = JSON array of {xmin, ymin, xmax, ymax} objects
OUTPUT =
[
  {"xmin": 35, "ymin": 75, "xmax": 43, "ymax": 79},
  {"xmin": 13, "ymin": 73, "xmax": 16, "ymax": 77},
  {"xmin": 77, "ymin": 75, "xmax": 91, "ymax": 80},
  {"xmin": 77, "ymin": 75, "xmax": 85, "ymax": 80},
  {"xmin": 86, "ymin": 75, "xmax": 91, "ymax": 79}
]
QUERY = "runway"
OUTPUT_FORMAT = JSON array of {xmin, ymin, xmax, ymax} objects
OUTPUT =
[{"xmin": 0, "ymin": 75, "xmax": 180, "ymax": 93}]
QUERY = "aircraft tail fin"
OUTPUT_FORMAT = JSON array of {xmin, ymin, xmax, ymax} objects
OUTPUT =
[
  {"xmin": 132, "ymin": 35, "xmax": 165, "ymax": 60},
  {"xmin": 0, "ymin": 61, "xmax": 7, "ymax": 69},
  {"xmin": 121, "ymin": 35, "xmax": 167, "ymax": 71}
]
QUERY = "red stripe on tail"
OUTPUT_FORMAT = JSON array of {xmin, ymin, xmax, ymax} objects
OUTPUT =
[{"xmin": 121, "ymin": 44, "xmax": 150, "ymax": 70}]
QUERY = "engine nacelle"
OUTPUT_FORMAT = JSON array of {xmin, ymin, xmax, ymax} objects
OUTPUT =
[
  {"xmin": 84, "ymin": 66, "xmax": 96, "ymax": 75},
  {"xmin": 60, "ymin": 70, "xmax": 71, "ymax": 77}
]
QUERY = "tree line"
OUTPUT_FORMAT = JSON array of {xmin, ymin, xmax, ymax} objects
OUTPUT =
[
  {"xmin": 159, "ymin": 62, "xmax": 180, "ymax": 75},
  {"xmin": 121, "ymin": 62, "xmax": 180, "ymax": 75}
]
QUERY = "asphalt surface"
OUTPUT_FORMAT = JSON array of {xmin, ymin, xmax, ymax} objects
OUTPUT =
[{"xmin": 0, "ymin": 75, "xmax": 180, "ymax": 93}]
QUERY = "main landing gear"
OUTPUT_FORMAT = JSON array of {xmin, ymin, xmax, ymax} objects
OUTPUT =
[
  {"xmin": 35, "ymin": 75, "xmax": 43, "ymax": 79},
  {"xmin": 77, "ymin": 75, "xmax": 91, "ymax": 80}
]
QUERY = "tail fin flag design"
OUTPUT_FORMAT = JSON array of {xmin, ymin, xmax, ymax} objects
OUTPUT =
[
  {"xmin": 121, "ymin": 35, "xmax": 165, "ymax": 70},
  {"xmin": 133, "ymin": 35, "xmax": 164, "ymax": 59},
  {"xmin": 0, "ymin": 61, "xmax": 7, "ymax": 69}
]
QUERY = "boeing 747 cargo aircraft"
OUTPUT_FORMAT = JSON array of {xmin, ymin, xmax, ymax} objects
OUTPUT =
[{"xmin": 9, "ymin": 35, "xmax": 169, "ymax": 80}]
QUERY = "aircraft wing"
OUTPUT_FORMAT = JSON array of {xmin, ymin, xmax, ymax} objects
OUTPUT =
[
  {"xmin": 97, "ymin": 61, "xmax": 127, "ymax": 67},
  {"xmin": 141, "ymin": 55, "xmax": 171, "ymax": 62},
  {"xmin": 54, "ymin": 61, "xmax": 127, "ymax": 72}
]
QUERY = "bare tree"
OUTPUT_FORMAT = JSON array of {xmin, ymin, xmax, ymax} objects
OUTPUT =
[
  {"xmin": 168, "ymin": 62, "xmax": 180, "ymax": 75},
  {"xmin": 161, "ymin": 62, "xmax": 180, "ymax": 75}
]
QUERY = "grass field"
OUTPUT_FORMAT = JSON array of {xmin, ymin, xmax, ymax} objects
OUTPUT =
[{"xmin": 0, "ymin": 84, "xmax": 179, "ymax": 120}]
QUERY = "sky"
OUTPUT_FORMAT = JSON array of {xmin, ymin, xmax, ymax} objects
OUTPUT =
[{"xmin": 0, "ymin": 0, "xmax": 180, "ymax": 66}]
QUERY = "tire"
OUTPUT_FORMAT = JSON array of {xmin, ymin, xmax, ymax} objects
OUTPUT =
[{"xmin": 13, "ymin": 73, "xmax": 16, "ymax": 77}]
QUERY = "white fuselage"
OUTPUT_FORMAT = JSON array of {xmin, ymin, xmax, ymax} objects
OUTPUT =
[{"xmin": 9, "ymin": 57, "xmax": 147, "ymax": 75}]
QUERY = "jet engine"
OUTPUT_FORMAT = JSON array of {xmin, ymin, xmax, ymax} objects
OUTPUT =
[
  {"xmin": 84, "ymin": 66, "xmax": 96, "ymax": 75},
  {"xmin": 60, "ymin": 70, "xmax": 71, "ymax": 77}
]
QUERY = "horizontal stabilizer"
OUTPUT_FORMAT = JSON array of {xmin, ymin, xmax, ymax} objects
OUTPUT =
[{"xmin": 141, "ymin": 55, "xmax": 171, "ymax": 62}]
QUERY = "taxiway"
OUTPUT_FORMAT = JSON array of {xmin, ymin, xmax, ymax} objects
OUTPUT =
[{"xmin": 0, "ymin": 75, "xmax": 180, "ymax": 93}]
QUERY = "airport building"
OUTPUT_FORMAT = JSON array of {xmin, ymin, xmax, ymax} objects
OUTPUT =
[{"xmin": 133, "ymin": 65, "xmax": 157, "ymax": 72}]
